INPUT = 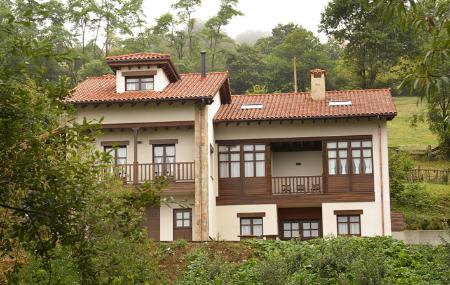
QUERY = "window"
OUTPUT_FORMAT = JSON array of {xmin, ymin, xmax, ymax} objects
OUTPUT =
[
  {"xmin": 240, "ymin": 217, "xmax": 263, "ymax": 236},
  {"xmin": 125, "ymin": 76, "xmax": 154, "ymax": 91},
  {"xmin": 327, "ymin": 140, "xmax": 373, "ymax": 175},
  {"xmin": 283, "ymin": 221, "xmax": 300, "ymax": 239},
  {"xmin": 153, "ymin": 145, "xmax": 175, "ymax": 176},
  {"xmin": 302, "ymin": 221, "xmax": 320, "ymax": 239},
  {"xmin": 104, "ymin": 145, "xmax": 127, "ymax": 165},
  {"xmin": 337, "ymin": 215, "xmax": 361, "ymax": 236},
  {"xmin": 174, "ymin": 209, "xmax": 191, "ymax": 228},
  {"xmin": 282, "ymin": 221, "xmax": 320, "ymax": 240},
  {"xmin": 244, "ymin": 144, "xmax": 265, "ymax": 177},
  {"xmin": 219, "ymin": 145, "xmax": 240, "ymax": 178}
]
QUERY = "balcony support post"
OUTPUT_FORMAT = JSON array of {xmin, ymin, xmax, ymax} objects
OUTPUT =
[{"xmin": 132, "ymin": 127, "xmax": 139, "ymax": 184}]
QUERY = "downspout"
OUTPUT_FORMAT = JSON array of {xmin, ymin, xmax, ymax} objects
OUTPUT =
[{"xmin": 378, "ymin": 116, "xmax": 385, "ymax": 236}]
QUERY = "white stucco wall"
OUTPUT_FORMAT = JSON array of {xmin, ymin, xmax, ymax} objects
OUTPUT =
[
  {"xmin": 116, "ymin": 65, "xmax": 170, "ymax": 93},
  {"xmin": 216, "ymin": 204, "xmax": 278, "ymax": 241},
  {"xmin": 272, "ymin": 151, "xmax": 323, "ymax": 177},
  {"xmin": 75, "ymin": 102, "xmax": 195, "ymax": 125},
  {"xmin": 160, "ymin": 196, "xmax": 196, "ymax": 241}
]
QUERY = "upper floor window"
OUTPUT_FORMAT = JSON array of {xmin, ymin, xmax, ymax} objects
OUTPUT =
[
  {"xmin": 219, "ymin": 145, "xmax": 240, "ymax": 178},
  {"xmin": 104, "ymin": 145, "xmax": 127, "ymax": 165},
  {"xmin": 125, "ymin": 76, "xmax": 154, "ymax": 91},
  {"xmin": 327, "ymin": 140, "xmax": 372, "ymax": 175},
  {"xmin": 244, "ymin": 144, "xmax": 265, "ymax": 177}
]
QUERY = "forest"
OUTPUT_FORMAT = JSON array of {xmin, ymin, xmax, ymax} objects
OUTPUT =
[{"xmin": 0, "ymin": 0, "xmax": 449, "ymax": 284}]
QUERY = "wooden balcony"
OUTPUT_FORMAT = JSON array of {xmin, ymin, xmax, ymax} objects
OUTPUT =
[
  {"xmin": 272, "ymin": 176, "xmax": 323, "ymax": 195},
  {"xmin": 106, "ymin": 162, "xmax": 195, "ymax": 194}
]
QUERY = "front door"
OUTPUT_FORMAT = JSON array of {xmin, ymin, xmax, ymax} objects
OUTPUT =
[
  {"xmin": 153, "ymin": 145, "xmax": 175, "ymax": 177},
  {"xmin": 173, "ymin": 208, "xmax": 192, "ymax": 241},
  {"xmin": 282, "ymin": 220, "xmax": 320, "ymax": 240}
]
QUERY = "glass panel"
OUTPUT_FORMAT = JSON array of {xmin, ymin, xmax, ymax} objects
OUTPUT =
[
  {"xmin": 303, "ymin": 230, "xmax": 310, "ymax": 237},
  {"xmin": 183, "ymin": 212, "xmax": 190, "ymax": 219},
  {"xmin": 352, "ymin": 158, "xmax": 361, "ymax": 174},
  {"xmin": 244, "ymin": 153, "xmax": 253, "ymax": 161},
  {"xmin": 183, "ymin": 219, "xmax": 190, "ymax": 227},
  {"xmin": 255, "ymin": 144, "xmax": 265, "ymax": 151},
  {"xmin": 241, "ymin": 219, "xmax": 251, "ymax": 225},
  {"xmin": 350, "ymin": 223, "xmax": 360, "ymax": 235},
  {"xmin": 338, "ymin": 223, "xmax": 348, "ymax": 235},
  {"xmin": 292, "ymin": 223, "xmax": 299, "ymax": 230},
  {"xmin": 328, "ymin": 159, "xmax": 337, "ymax": 175},
  {"xmin": 311, "ymin": 230, "xmax": 319, "ymax": 237},
  {"xmin": 363, "ymin": 149, "xmax": 371, "ymax": 157},
  {"xmin": 349, "ymin": 216, "xmax": 359, "ymax": 223},
  {"xmin": 230, "ymin": 153, "xmax": 240, "ymax": 161},
  {"xmin": 339, "ymin": 150, "xmax": 347, "ymax": 158},
  {"xmin": 176, "ymin": 220, "xmax": 183, "ymax": 227},
  {"xmin": 241, "ymin": 225, "xmax": 251, "ymax": 236},
  {"xmin": 311, "ymin": 222, "xmax": 319, "ymax": 229},
  {"xmin": 253, "ymin": 225, "xmax": 263, "ymax": 236},
  {"xmin": 117, "ymin": 158, "xmax": 127, "ymax": 165},
  {"xmin": 219, "ymin": 163, "xmax": 229, "ymax": 178},
  {"xmin": 338, "ymin": 142, "xmax": 348, "ymax": 148},
  {"xmin": 219, "ymin": 146, "xmax": 228, "ymax": 152},
  {"xmin": 219, "ymin": 154, "xmax": 228, "ymax": 162},
  {"xmin": 244, "ymin": 162, "xmax": 254, "ymax": 177},
  {"xmin": 154, "ymin": 147, "xmax": 163, "ymax": 156},
  {"xmin": 255, "ymin": 161, "xmax": 265, "ymax": 177},
  {"xmin": 117, "ymin": 147, "xmax": 126, "ymax": 158},
  {"xmin": 328, "ymin": 150, "xmax": 336, "ymax": 158},
  {"xmin": 337, "ymin": 216, "xmax": 348, "ymax": 223},
  {"xmin": 141, "ymin": 81, "xmax": 154, "ymax": 90},
  {"xmin": 166, "ymin": 146, "xmax": 175, "ymax": 156},
  {"xmin": 176, "ymin": 212, "xmax": 183, "ymax": 219},
  {"xmin": 352, "ymin": 150, "xmax": 361, "ymax": 158},
  {"xmin": 255, "ymin": 153, "xmax": 264, "ymax": 160},
  {"xmin": 230, "ymin": 162, "xmax": 240, "ymax": 177},
  {"xmin": 166, "ymin": 157, "xmax": 175, "ymax": 163},
  {"xmin": 253, "ymin": 218, "xmax": 263, "ymax": 225},
  {"xmin": 229, "ymin": 145, "xmax": 240, "ymax": 151},
  {"xmin": 339, "ymin": 159, "xmax": 348, "ymax": 174},
  {"xmin": 283, "ymin": 223, "xmax": 291, "ymax": 230},
  {"xmin": 363, "ymin": 158, "xmax": 373, "ymax": 174},
  {"xmin": 303, "ymin": 223, "xmax": 310, "ymax": 230},
  {"xmin": 243, "ymin": 145, "xmax": 254, "ymax": 151},
  {"xmin": 327, "ymin": 142, "xmax": 337, "ymax": 149},
  {"xmin": 362, "ymin": 141, "xmax": 372, "ymax": 147},
  {"xmin": 292, "ymin": 230, "xmax": 300, "ymax": 238},
  {"xmin": 127, "ymin": 78, "xmax": 139, "ymax": 83},
  {"xmin": 351, "ymin": 141, "xmax": 361, "ymax": 148},
  {"xmin": 284, "ymin": 230, "xmax": 291, "ymax": 238},
  {"xmin": 154, "ymin": 157, "xmax": 163, "ymax": 163}
]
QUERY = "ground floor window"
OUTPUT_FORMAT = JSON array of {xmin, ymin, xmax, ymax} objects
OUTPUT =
[
  {"xmin": 240, "ymin": 217, "xmax": 263, "ymax": 236},
  {"xmin": 174, "ymin": 209, "xmax": 191, "ymax": 228},
  {"xmin": 337, "ymin": 215, "xmax": 361, "ymax": 236},
  {"xmin": 282, "ymin": 220, "xmax": 320, "ymax": 240}
]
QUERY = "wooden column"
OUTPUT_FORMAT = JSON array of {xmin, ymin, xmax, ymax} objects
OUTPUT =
[{"xmin": 132, "ymin": 127, "xmax": 139, "ymax": 184}]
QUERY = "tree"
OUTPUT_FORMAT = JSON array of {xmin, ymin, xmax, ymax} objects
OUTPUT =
[
  {"xmin": 172, "ymin": 0, "xmax": 201, "ymax": 58},
  {"xmin": 68, "ymin": 0, "xmax": 96, "ymax": 54},
  {"xmin": 320, "ymin": 0, "xmax": 420, "ymax": 89},
  {"xmin": 203, "ymin": 0, "xmax": 242, "ymax": 70}
]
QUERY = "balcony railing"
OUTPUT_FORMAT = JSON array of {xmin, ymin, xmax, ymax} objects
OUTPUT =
[
  {"xmin": 106, "ymin": 162, "xmax": 195, "ymax": 184},
  {"xmin": 272, "ymin": 176, "xmax": 323, "ymax": 195}
]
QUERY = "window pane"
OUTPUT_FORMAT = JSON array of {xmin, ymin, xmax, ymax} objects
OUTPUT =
[
  {"xmin": 363, "ymin": 149, "xmax": 371, "ymax": 157},
  {"xmin": 253, "ymin": 225, "xmax": 263, "ymax": 236},
  {"xmin": 241, "ymin": 225, "xmax": 251, "ymax": 235},
  {"xmin": 349, "ymin": 216, "xmax": 359, "ymax": 223},
  {"xmin": 362, "ymin": 141, "xmax": 372, "ymax": 147},
  {"xmin": 303, "ymin": 223, "xmax": 310, "ymax": 230},
  {"xmin": 292, "ymin": 230, "xmax": 300, "ymax": 237},
  {"xmin": 351, "ymin": 141, "xmax": 361, "ymax": 148},
  {"xmin": 255, "ymin": 161, "xmax": 265, "ymax": 177},
  {"xmin": 352, "ymin": 150, "xmax": 361, "ymax": 158},
  {"xmin": 303, "ymin": 230, "xmax": 310, "ymax": 237},
  {"xmin": 244, "ymin": 162, "xmax": 254, "ymax": 177},
  {"xmin": 117, "ymin": 158, "xmax": 127, "ymax": 165},
  {"xmin": 183, "ymin": 219, "xmax": 190, "ymax": 227},
  {"xmin": 327, "ymin": 142, "xmax": 337, "ymax": 149},
  {"xmin": 176, "ymin": 212, "xmax": 183, "ymax": 219},
  {"xmin": 230, "ymin": 162, "xmax": 240, "ymax": 177},
  {"xmin": 328, "ymin": 150, "xmax": 336, "ymax": 158},
  {"xmin": 311, "ymin": 230, "xmax": 319, "ymax": 237},
  {"xmin": 255, "ymin": 144, "xmax": 265, "ymax": 151},
  {"xmin": 352, "ymin": 158, "xmax": 361, "ymax": 174},
  {"xmin": 166, "ymin": 146, "xmax": 175, "ymax": 156},
  {"xmin": 244, "ymin": 153, "xmax": 253, "ymax": 161},
  {"xmin": 339, "ymin": 159, "xmax": 348, "ymax": 174},
  {"xmin": 229, "ymin": 145, "xmax": 240, "ymax": 151},
  {"xmin": 154, "ymin": 147, "xmax": 163, "ymax": 156},
  {"xmin": 284, "ymin": 230, "xmax": 291, "ymax": 238},
  {"xmin": 363, "ymin": 158, "xmax": 373, "ymax": 174},
  {"xmin": 183, "ymin": 212, "xmax": 190, "ymax": 219},
  {"xmin": 230, "ymin": 153, "xmax": 240, "ymax": 161},
  {"xmin": 241, "ymin": 219, "xmax": 251, "ymax": 225},
  {"xmin": 243, "ymin": 145, "xmax": 253, "ymax": 151},
  {"xmin": 311, "ymin": 222, "xmax": 319, "ymax": 230},
  {"xmin": 176, "ymin": 220, "xmax": 183, "ymax": 227},
  {"xmin": 350, "ymin": 223, "xmax": 360, "ymax": 235},
  {"xmin": 141, "ymin": 81, "xmax": 154, "ymax": 90},
  {"xmin": 338, "ymin": 142, "xmax": 348, "ymax": 148},
  {"xmin": 292, "ymin": 223, "xmax": 299, "ymax": 230},
  {"xmin": 117, "ymin": 147, "xmax": 127, "ymax": 158},
  {"xmin": 253, "ymin": 218, "xmax": 263, "ymax": 225},
  {"xmin": 154, "ymin": 157, "xmax": 163, "ymax": 163},
  {"xmin": 339, "ymin": 150, "xmax": 347, "ymax": 158},
  {"xmin": 283, "ymin": 223, "xmax": 291, "ymax": 230},
  {"xmin": 219, "ymin": 162, "xmax": 229, "ymax": 178},
  {"xmin": 255, "ymin": 153, "xmax": 264, "ymax": 160},
  {"xmin": 328, "ymin": 159, "xmax": 337, "ymax": 175},
  {"xmin": 337, "ymin": 216, "xmax": 348, "ymax": 223},
  {"xmin": 141, "ymin": 77, "xmax": 153, "ymax": 83},
  {"xmin": 338, "ymin": 223, "xmax": 348, "ymax": 235},
  {"xmin": 219, "ymin": 154, "xmax": 228, "ymax": 161},
  {"xmin": 219, "ymin": 146, "xmax": 228, "ymax": 152}
]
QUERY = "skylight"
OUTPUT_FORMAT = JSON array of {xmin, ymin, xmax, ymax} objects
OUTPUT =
[
  {"xmin": 329, "ymin": 100, "xmax": 352, "ymax": 106},
  {"xmin": 241, "ymin": 103, "xmax": 263, "ymax": 109}
]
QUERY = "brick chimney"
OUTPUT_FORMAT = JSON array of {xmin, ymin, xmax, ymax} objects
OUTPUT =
[{"xmin": 310, "ymin": 69, "xmax": 326, "ymax": 100}]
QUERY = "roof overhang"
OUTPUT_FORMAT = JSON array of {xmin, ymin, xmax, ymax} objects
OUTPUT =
[{"xmin": 106, "ymin": 59, "xmax": 180, "ymax": 82}]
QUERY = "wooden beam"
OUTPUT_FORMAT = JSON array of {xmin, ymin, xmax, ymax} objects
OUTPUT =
[{"xmin": 102, "ymin": 121, "xmax": 195, "ymax": 130}]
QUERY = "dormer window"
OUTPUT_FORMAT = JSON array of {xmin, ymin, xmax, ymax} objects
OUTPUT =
[{"xmin": 125, "ymin": 76, "xmax": 154, "ymax": 91}]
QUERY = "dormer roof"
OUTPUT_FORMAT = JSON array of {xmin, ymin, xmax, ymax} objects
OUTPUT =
[{"xmin": 105, "ymin": 52, "xmax": 180, "ymax": 82}]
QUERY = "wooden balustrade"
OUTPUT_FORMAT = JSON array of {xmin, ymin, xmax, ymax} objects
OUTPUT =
[
  {"xmin": 272, "ymin": 176, "xmax": 323, "ymax": 195},
  {"xmin": 106, "ymin": 162, "xmax": 195, "ymax": 184}
]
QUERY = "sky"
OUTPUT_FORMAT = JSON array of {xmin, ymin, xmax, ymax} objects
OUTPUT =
[{"xmin": 142, "ymin": 0, "xmax": 331, "ymax": 42}]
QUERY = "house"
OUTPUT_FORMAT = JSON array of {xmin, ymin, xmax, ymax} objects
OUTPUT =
[{"xmin": 67, "ymin": 52, "xmax": 397, "ymax": 241}]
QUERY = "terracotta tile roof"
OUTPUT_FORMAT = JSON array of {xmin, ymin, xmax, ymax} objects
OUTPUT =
[
  {"xmin": 214, "ymin": 89, "xmax": 397, "ymax": 122},
  {"xmin": 66, "ymin": 72, "xmax": 229, "ymax": 104},
  {"xmin": 105, "ymin": 52, "xmax": 170, "ymax": 62}
]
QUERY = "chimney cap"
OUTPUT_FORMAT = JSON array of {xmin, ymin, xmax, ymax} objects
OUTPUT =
[{"xmin": 309, "ymin": 69, "xmax": 327, "ymax": 76}]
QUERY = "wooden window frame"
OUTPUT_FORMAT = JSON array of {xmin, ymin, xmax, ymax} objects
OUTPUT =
[
  {"xmin": 125, "ymin": 76, "xmax": 154, "ymax": 91},
  {"xmin": 104, "ymin": 145, "xmax": 127, "ymax": 165},
  {"xmin": 282, "ymin": 220, "xmax": 321, "ymax": 240},
  {"xmin": 243, "ymin": 144, "xmax": 266, "ymax": 178},
  {"xmin": 152, "ymin": 144, "xmax": 176, "ymax": 176},
  {"xmin": 301, "ymin": 220, "xmax": 321, "ymax": 240},
  {"xmin": 336, "ymin": 214, "xmax": 361, "ymax": 236},
  {"xmin": 239, "ymin": 217, "xmax": 263, "ymax": 237},
  {"xmin": 173, "ymin": 208, "xmax": 192, "ymax": 229},
  {"xmin": 326, "ymin": 139, "xmax": 373, "ymax": 176},
  {"xmin": 218, "ymin": 145, "xmax": 241, "ymax": 178}
]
